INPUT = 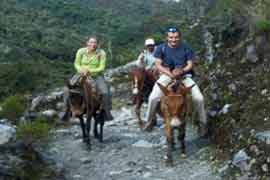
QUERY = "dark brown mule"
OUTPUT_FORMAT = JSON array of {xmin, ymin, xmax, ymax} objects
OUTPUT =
[
  {"xmin": 129, "ymin": 68, "xmax": 157, "ymax": 129},
  {"xmin": 67, "ymin": 75, "xmax": 105, "ymax": 148},
  {"xmin": 157, "ymin": 82, "xmax": 194, "ymax": 166}
]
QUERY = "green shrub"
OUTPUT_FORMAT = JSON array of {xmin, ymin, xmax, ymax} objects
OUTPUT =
[
  {"xmin": 256, "ymin": 19, "xmax": 270, "ymax": 33},
  {"xmin": 16, "ymin": 117, "xmax": 50, "ymax": 146},
  {"xmin": 0, "ymin": 61, "xmax": 73, "ymax": 100},
  {"xmin": 0, "ymin": 95, "xmax": 26, "ymax": 124}
]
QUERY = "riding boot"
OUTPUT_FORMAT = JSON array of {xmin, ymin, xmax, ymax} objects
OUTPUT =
[
  {"xmin": 105, "ymin": 109, "xmax": 114, "ymax": 121},
  {"xmin": 144, "ymin": 116, "xmax": 157, "ymax": 131},
  {"xmin": 102, "ymin": 94, "xmax": 114, "ymax": 121},
  {"xmin": 60, "ymin": 86, "xmax": 71, "ymax": 122},
  {"xmin": 198, "ymin": 122, "xmax": 209, "ymax": 138},
  {"xmin": 132, "ymin": 96, "xmax": 137, "ymax": 104},
  {"xmin": 60, "ymin": 109, "xmax": 71, "ymax": 122}
]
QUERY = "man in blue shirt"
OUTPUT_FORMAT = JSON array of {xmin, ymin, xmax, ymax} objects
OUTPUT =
[{"xmin": 144, "ymin": 27, "xmax": 208, "ymax": 136}]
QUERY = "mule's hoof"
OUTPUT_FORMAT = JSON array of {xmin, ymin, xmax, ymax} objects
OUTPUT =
[
  {"xmin": 83, "ymin": 139, "xmax": 91, "ymax": 150},
  {"xmin": 164, "ymin": 155, "xmax": 173, "ymax": 167},
  {"xmin": 139, "ymin": 121, "xmax": 145, "ymax": 129},
  {"xmin": 181, "ymin": 153, "xmax": 187, "ymax": 158},
  {"xmin": 165, "ymin": 159, "xmax": 173, "ymax": 167},
  {"xmin": 83, "ymin": 137, "xmax": 90, "ymax": 144},
  {"xmin": 94, "ymin": 133, "xmax": 99, "ymax": 139},
  {"xmin": 172, "ymin": 142, "xmax": 176, "ymax": 150},
  {"xmin": 99, "ymin": 137, "xmax": 103, "ymax": 143},
  {"xmin": 144, "ymin": 124, "xmax": 154, "ymax": 132},
  {"xmin": 86, "ymin": 143, "xmax": 91, "ymax": 151},
  {"xmin": 106, "ymin": 112, "xmax": 114, "ymax": 121}
]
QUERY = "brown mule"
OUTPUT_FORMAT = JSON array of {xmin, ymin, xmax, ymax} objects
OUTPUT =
[
  {"xmin": 129, "ymin": 68, "xmax": 157, "ymax": 129},
  {"xmin": 157, "ymin": 82, "xmax": 194, "ymax": 166},
  {"xmin": 67, "ymin": 75, "xmax": 105, "ymax": 148}
]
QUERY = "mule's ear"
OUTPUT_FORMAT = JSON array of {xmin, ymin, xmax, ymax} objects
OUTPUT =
[
  {"xmin": 186, "ymin": 84, "xmax": 195, "ymax": 92},
  {"xmin": 185, "ymin": 84, "xmax": 195, "ymax": 95},
  {"xmin": 177, "ymin": 84, "xmax": 195, "ymax": 95},
  {"xmin": 157, "ymin": 82, "xmax": 170, "ymax": 96},
  {"xmin": 176, "ymin": 83, "xmax": 186, "ymax": 94}
]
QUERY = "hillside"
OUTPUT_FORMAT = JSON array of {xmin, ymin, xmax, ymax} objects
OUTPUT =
[
  {"xmin": 0, "ymin": 0, "xmax": 211, "ymax": 65},
  {"xmin": 200, "ymin": 0, "xmax": 270, "ymax": 178},
  {"xmin": 0, "ymin": 0, "xmax": 212, "ymax": 99}
]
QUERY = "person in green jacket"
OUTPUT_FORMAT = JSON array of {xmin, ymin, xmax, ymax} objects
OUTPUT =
[{"xmin": 61, "ymin": 36, "xmax": 113, "ymax": 121}]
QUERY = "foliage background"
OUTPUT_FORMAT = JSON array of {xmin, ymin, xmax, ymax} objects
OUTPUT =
[{"xmin": 0, "ymin": 0, "xmax": 211, "ymax": 99}]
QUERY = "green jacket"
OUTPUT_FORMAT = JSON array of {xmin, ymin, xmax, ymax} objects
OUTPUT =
[{"xmin": 74, "ymin": 47, "xmax": 106, "ymax": 78}]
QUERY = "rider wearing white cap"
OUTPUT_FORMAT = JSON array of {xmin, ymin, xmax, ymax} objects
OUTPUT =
[{"xmin": 136, "ymin": 38, "xmax": 156, "ymax": 70}]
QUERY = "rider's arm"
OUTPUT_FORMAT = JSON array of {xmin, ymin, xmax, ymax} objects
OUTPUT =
[
  {"xmin": 173, "ymin": 44, "xmax": 195, "ymax": 76},
  {"xmin": 154, "ymin": 44, "xmax": 174, "ymax": 78},
  {"xmin": 74, "ymin": 49, "xmax": 82, "ymax": 72},
  {"xmin": 87, "ymin": 50, "xmax": 106, "ymax": 73},
  {"xmin": 155, "ymin": 58, "xmax": 174, "ymax": 79},
  {"xmin": 182, "ymin": 44, "xmax": 195, "ymax": 73},
  {"xmin": 182, "ymin": 60, "xmax": 193, "ymax": 73},
  {"xmin": 136, "ymin": 51, "xmax": 145, "ymax": 67}
]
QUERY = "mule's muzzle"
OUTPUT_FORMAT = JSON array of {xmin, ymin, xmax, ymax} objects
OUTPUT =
[
  {"xmin": 132, "ymin": 77, "xmax": 139, "ymax": 95},
  {"xmin": 170, "ymin": 117, "xmax": 182, "ymax": 127},
  {"xmin": 132, "ymin": 88, "xmax": 139, "ymax": 95},
  {"xmin": 71, "ymin": 107, "xmax": 84, "ymax": 117},
  {"xmin": 70, "ymin": 100, "xmax": 85, "ymax": 117}
]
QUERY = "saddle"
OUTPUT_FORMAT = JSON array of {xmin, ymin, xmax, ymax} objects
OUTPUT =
[
  {"xmin": 69, "ymin": 74, "xmax": 99, "ymax": 94},
  {"xmin": 68, "ymin": 74, "xmax": 102, "ymax": 109}
]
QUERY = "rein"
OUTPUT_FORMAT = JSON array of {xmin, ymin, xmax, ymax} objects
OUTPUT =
[
  {"xmin": 167, "ymin": 95, "xmax": 183, "ymax": 97},
  {"xmin": 69, "ymin": 89, "xmax": 82, "ymax": 94}
]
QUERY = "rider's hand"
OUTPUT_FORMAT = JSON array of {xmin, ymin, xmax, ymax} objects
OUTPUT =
[
  {"xmin": 163, "ymin": 67, "xmax": 175, "ymax": 79},
  {"xmin": 168, "ymin": 72, "xmax": 176, "ymax": 79},
  {"xmin": 139, "ymin": 52, "xmax": 144, "ymax": 63},
  {"xmin": 172, "ymin": 68, "xmax": 184, "ymax": 77},
  {"xmin": 80, "ymin": 69, "xmax": 90, "ymax": 76}
]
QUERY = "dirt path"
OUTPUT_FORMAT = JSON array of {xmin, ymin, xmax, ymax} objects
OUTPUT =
[{"xmin": 46, "ymin": 106, "xmax": 222, "ymax": 180}]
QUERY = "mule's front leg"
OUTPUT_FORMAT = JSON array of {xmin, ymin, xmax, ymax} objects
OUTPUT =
[
  {"xmin": 178, "ymin": 123, "xmax": 186, "ymax": 158},
  {"xmin": 86, "ymin": 116, "xmax": 92, "ymax": 145},
  {"xmin": 94, "ymin": 114, "xmax": 99, "ymax": 139},
  {"xmin": 165, "ymin": 122, "xmax": 174, "ymax": 166},
  {"xmin": 79, "ymin": 116, "xmax": 87, "ymax": 142},
  {"xmin": 99, "ymin": 112, "xmax": 105, "ymax": 142},
  {"xmin": 135, "ymin": 98, "xmax": 144, "ymax": 129}
]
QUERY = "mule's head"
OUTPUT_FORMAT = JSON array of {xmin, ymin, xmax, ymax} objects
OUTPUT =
[
  {"xmin": 69, "ymin": 89, "xmax": 85, "ymax": 117},
  {"xmin": 158, "ymin": 82, "xmax": 194, "ymax": 128},
  {"xmin": 130, "ymin": 68, "xmax": 145, "ymax": 95},
  {"xmin": 66, "ymin": 75, "xmax": 90, "ymax": 118}
]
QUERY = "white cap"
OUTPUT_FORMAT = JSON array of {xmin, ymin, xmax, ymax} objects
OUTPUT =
[{"xmin": 145, "ymin": 38, "xmax": 155, "ymax": 46}]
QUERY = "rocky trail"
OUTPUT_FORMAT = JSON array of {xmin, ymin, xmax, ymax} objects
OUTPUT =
[{"xmin": 45, "ymin": 105, "xmax": 222, "ymax": 180}]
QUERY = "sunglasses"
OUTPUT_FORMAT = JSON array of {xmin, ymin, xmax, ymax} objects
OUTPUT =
[{"xmin": 167, "ymin": 27, "xmax": 179, "ymax": 33}]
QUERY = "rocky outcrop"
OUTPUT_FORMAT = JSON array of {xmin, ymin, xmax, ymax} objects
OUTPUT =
[
  {"xmin": 204, "ymin": 30, "xmax": 215, "ymax": 63},
  {"xmin": 256, "ymin": 131, "xmax": 270, "ymax": 145},
  {"xmin": 0, "ymin": 124, "xmax": 16, "ymax": 145},
  {"xmin": 105, "ymin": 61, "xmax": 137, "ymax": 82},
  {"xmin": 246, "ymin": 44, "xmax": 259, "ymax": 63},
  {"xmin": 202, "ymin": 1, "xmax": 270, "ymax": 177},
  {"xmin": 30, "ymin": 89, "xmax": 64, "ymax": 112}
]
